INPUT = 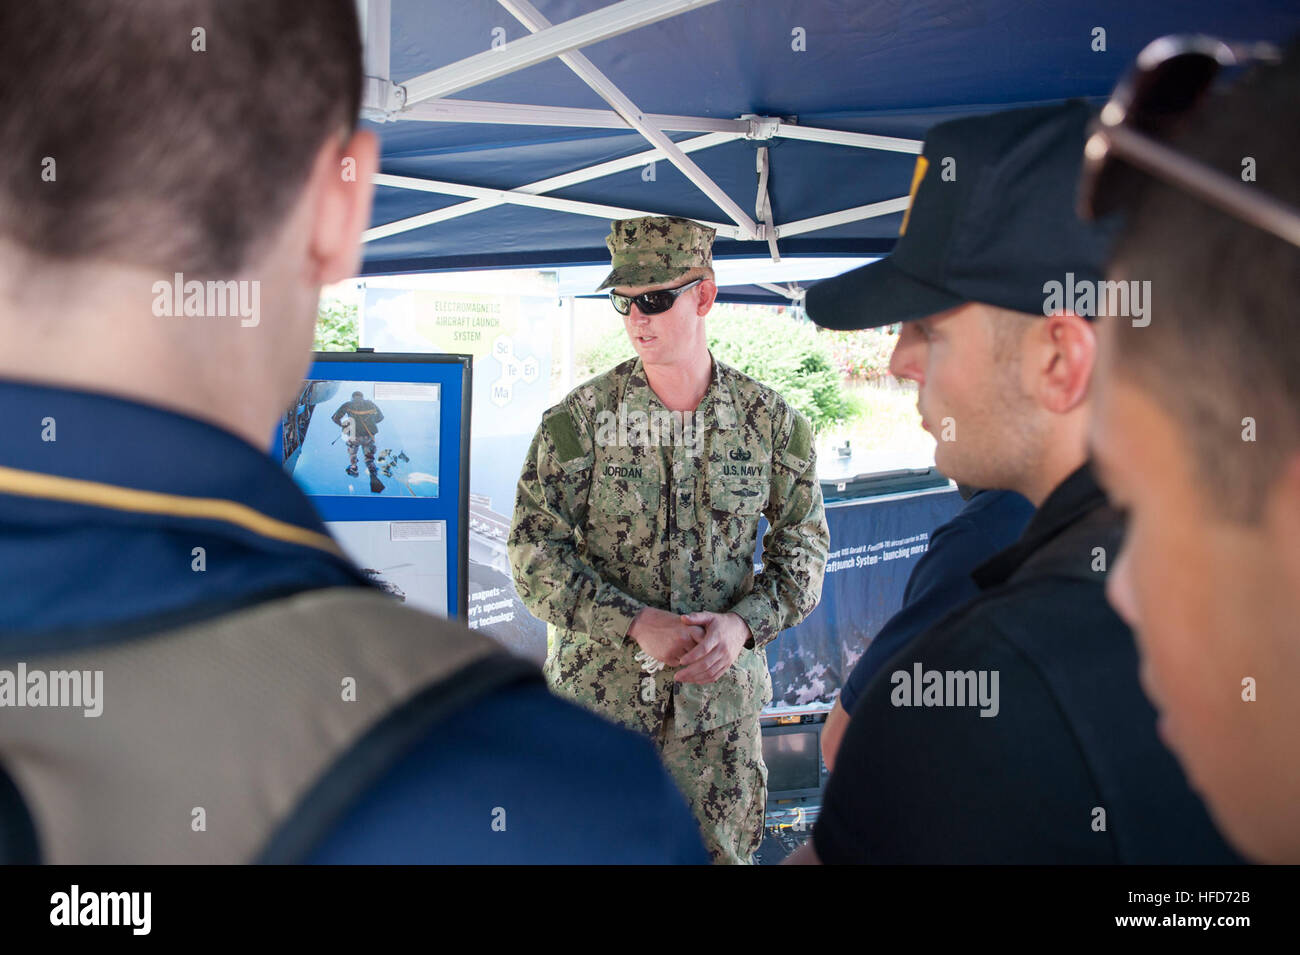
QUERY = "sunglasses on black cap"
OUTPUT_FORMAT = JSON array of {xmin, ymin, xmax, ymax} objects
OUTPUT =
[
  {"xmin": 609, "ymin": 278, "xmax": 703, "ymax": 316},
  {"xmin": 1079, "ymin": 34, "xmax": 1300, "ymax": 249}
]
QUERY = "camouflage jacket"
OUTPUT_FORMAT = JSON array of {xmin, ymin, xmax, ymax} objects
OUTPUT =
[{"xmin": 507, "ymin": 354, "xmax": 830, "ymax": 739}]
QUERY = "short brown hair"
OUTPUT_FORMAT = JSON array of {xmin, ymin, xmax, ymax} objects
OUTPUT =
[
  {"xmin": 0, "ymin": 0, "xmax": 362, "ymax": 278},
  {"xmin": 1107, "ymin": 38, "xmax": 1300, "ymax": 522},
  {"xmin": 983, "ymin": 304, "xmax": 1035, "ymax": 367}
]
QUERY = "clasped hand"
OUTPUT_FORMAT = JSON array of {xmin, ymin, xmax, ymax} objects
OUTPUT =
[{"xmin": 627, "ymin": 606, "xmax": 752, "ymax": 685}]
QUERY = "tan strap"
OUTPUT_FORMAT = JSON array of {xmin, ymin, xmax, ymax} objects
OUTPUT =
[{"xmin": 0, "ymin": 588, "xmax": 515, "ymax": 864}]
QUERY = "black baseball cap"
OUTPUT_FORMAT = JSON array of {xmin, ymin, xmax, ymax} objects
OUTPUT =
[{"xmin": 806, "ymin": 101, "xmax": 1119, "ymax": 330}]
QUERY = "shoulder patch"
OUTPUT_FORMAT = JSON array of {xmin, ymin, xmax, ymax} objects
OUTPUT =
[
  {"xmin": 786, "ymin": 414, "xmax": 812, "ymax": 463},
  {"xmin": 545, "ymin": 410, "xmax": 585, "ymax": 464}
]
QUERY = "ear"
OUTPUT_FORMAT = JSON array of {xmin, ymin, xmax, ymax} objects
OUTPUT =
[
  {"xmin": 305, "ymin": 129, "xmax": 379, "ymax": 286},
  {"xmin": 1034, "ymin": 312, "xmax": 1096, "ymax": 414},
  {"xmin": 696, "ymin": 277, "xmax": 718, "ymax": 315}
]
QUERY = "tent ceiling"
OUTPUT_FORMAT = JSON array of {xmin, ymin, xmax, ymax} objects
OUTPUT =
[{"xmin": 360, "ymin": 0, "xmax": 1299, "ymax": 299}]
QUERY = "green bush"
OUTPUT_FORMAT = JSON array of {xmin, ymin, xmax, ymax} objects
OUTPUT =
[
  {"xmin": 576, "ymin": 323, "xmax": 637, "ymax": 379},
  {"xmin": 707, "ymin": 309, "xmax": 852, "ymax": 431},
  {"xmin": 575, "ymin": 306, "xmax": 855, "ymax": 431},
  {"xmin": 820, "ymin": 326, "xmax": 898, "ymax": 381},
  {"xmin": 314, "ymin": 295, "xmax": 358, "ymax": 351}
]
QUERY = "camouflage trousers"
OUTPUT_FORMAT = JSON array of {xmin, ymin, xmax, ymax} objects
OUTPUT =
[
  {"xmin": 658, "ymin": 704, "xmax": 768, "ymax": 865},
  {"xmin": 346, "ymin": 434, "xmax": 377, "ymax": 470}
]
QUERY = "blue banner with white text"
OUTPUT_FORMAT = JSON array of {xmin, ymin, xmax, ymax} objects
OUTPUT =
[{"xmin": 760, "ymin": 487, "xmax": 964, "ymax": 710}]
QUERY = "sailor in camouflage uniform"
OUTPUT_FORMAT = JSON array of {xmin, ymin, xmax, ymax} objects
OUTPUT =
[{"xmin": 507, "ymin": 216, "xmax": 830, "ymax": 863}]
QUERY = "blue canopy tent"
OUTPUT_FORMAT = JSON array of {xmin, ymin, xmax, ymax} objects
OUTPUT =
[
  {"xmin": 357, "ymin": 0, "xmax": 1297, "ymax": 303},
  {"xmin": 351, "ymin": 0, "xmax": 1299, "ymax": 721}
]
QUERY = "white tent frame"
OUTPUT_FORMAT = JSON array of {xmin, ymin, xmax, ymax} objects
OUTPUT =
[
  {"xmin": 357, "ymin": 0, "xmax": 919, "ymax": 273},
  {"xmin": 402, "ymin": 0, "xmax": 727, "ymax": 104}
]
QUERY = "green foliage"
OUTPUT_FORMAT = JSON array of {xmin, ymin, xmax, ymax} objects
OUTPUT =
[
  {"xmin": 820, "ymin": 326, "xmax": 898, "ymax": 381},
  {"xmin": 706, "ymin": 309, "xmax": 852, "ymax": 431},
  {"xmin": 574, "ymin": 306, "xmax": 855, "ymax": 431},
  {"xmin": 576, "ymin": 322, "xmax": 637, "ymax": 379},
  {"xmin": 314, "ymin": 295, "xmax": 359, "ymax": 351}
]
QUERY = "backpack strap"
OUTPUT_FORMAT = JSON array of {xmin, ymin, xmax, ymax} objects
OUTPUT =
[
  {"xmin": 0, "ymin": 762, "xmax": 39, "ymax": 864},
  {"xmin": 0, "ymin": 588, "xmax": 540, "ymax": 863},
  {"xmin": 257, "ymin": 651, "xmax": 540, "ymax": 863}
]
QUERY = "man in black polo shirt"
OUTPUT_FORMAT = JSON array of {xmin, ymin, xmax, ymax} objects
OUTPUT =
[
  {"xmin": 820, "ymin": 486, "xmax": 1032, "ymax": 771},
  {"xmin": 792, "ymin": 102, "xmax": 1239, "ymax": 863}
]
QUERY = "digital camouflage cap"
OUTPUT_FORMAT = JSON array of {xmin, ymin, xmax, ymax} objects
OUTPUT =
[{"xmin": 595, "ymin": 215, "xmax": 716, "ymax": 291}]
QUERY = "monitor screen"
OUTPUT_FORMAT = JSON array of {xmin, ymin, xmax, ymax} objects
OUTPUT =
[{"xmin": 764, "ymin": 729, "xmax": 821, "ymax": 794}]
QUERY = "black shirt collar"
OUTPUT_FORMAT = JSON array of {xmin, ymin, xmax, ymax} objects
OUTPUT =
[{"xmin": 971, "ymin": 462, "xmax": 1106, "ymax": 590}]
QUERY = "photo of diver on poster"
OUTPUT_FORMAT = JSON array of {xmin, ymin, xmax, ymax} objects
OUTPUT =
[
  {"xmin": 332, "ymin": 389, "xmax": 387, "ymax": 492},
  {"xmin": 281, "ymin": 379, "xmax": 440, "ymax": 498}
]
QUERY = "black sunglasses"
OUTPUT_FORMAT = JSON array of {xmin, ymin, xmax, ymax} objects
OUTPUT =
[
  {"xmin": 609, "ymin": 278, "xmax": 703, "ymax": 316},
  {"xmin": 1078, "ymin": 34, "xmax": 1300, "ymax": 248}
]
